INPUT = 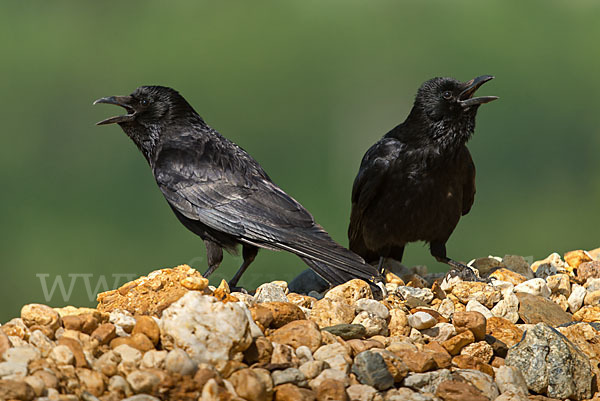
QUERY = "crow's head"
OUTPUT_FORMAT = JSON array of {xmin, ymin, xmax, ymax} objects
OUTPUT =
[
  {"xmin": 94, "ymin": 86, "xmax": 194, "ymax": 126},
  {"xmin": 409, "ymin": 75, "xmax": 497, "ymax": 146},
  {"xmin": 415, "ymin": 75, "xmax": 498, "ymax": 122},
  {"xmin": 94, "ymin": 86, "xmax": 199, "ymax": 160}
]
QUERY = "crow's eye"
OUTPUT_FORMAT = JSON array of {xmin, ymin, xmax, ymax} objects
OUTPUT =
[
  {"xmin": 442, "ymin": 91, "xmax": 452, "ymax": 100},
  {"xmin": 140, "ymin": 99, "xmax": 149, "ymax": 106}
]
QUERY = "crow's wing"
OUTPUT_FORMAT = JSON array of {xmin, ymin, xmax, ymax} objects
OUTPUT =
[
  {"xmin": 460, "ymin": 146, "xmax": 476, "ymax": 216},
  {"xmin": 348, "ymin": 138, "xmax": 405, "ymax": 256},
  {"xmin": 154, "ymin": 135, "xmax": 314, "ymax": 239},
  {"xmin": 351, "ymin": 137, "xmax": 404, "ymax": 213},
  {"xmin": 154, "ymin": 133, "xmax": 379, "ymax": 283}
]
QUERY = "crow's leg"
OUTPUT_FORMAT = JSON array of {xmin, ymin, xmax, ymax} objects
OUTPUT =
[
  {"xmin": 228, "ymin": 245, "xmax": 259, "ymax": 288},
  {"xmin": 376, "ymin": 257, "xmax": 386, "ymax": 275},
  {"xmin": 430, "ymin": 241, "xmax": 483, "ymax": 282},
  {"xmin": 203, "ymin": 240, "xmax": 223, "ymax": 278}
]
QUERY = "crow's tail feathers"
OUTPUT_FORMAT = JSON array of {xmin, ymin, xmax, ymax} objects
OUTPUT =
[
  {"xmin": 241, "ymin": 224, "xmax": 384, "ymax": 296},
  {"xmin": 299, "ymin": 257, "xmax": 384, "ymax": 298},
  {"xmin": 273, "ymin": 227, "xmax": 384, "ymax": 297}
]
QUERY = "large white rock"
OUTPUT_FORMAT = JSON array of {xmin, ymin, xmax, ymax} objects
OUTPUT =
[
  {"xmin": 160, "ymin": 293, "xmax": 252, "ymax": 364},
  {"xmin": 514, "ymin": 278, "xmax": 551, "ymax": 298}
]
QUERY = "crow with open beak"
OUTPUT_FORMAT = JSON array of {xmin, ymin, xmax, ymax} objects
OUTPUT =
[
  {"xmin": 348, "ymin": 75, "xmax": 498, "ymax": 280},
  {"xmin": 94, "ymin": 86, "xmax": 384, "ymax": 294}
]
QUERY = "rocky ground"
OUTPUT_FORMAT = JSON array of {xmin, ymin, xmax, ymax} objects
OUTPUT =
[{"xmin": 2, "ymin": 249, "xmax": 600, "ymax": 401}]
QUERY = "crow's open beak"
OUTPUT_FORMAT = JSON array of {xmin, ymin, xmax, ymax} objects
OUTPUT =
[
  {"xmin": 93, "ymin": 95, "xmax": 136, "ymax": 125},
  {"xmin": 458, "ymin": 75, "xmax": 498, "ymax": 108}
]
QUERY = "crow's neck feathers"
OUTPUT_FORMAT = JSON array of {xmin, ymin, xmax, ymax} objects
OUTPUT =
[
  {"xmin": 121, "ymin": 102, "xmax": 207, "ymax": 164},
  {"xmin": 385, "ymin": 104, "xmax": 478, "ymax": 156}
]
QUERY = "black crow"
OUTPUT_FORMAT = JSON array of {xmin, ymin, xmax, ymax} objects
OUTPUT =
[
  {"xmin": 348, "ymin": 76, "xmax": 498, "ymax": 279},
  {"xmin": 94, "ymin": 86, "xmax": 382, "ymax": 291}
]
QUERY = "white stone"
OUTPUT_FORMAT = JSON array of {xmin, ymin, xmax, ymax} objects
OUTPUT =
[
  {"xmin": 295, "ymin": 345, "xmax": 313, "ymax": 364},
  {"xmin": 254, "ymin": 283, "xmax": 288, "ymax": 303},
  {"xmin": 49, "ymin": 344, "xmax": 74, "ymax": 366},
  {"xmin": 109, "ymin": 310, "xmax": 137, "ymax": 336},
  {"xmin": 385, "ymin": 283, "xmax": 399, "ymax": 294},
  {"xmin": 272, "ymin": 367, "xmax": 306, "ymax": 386},
  {"xmin": 407, "ymin": 312, "xmax": 437, "ymax": 330},
  {"xmin": 109, "ymin": 375, "xmax": 132, "ymax": 397},
  {"xmin": 421, "ymin": 323, "xmax": 456, "ymax": 342},
  {"xmin": 455, "ymin": 369, "xmax": 499, "ymax": 400},
  {"xmin": 466, "ymin": 299, "xmax": 494, "ymax": 319},
  {"xmin": 113, "ymin": 344, "xmax": 142, "ymax": 365},
  {"xmin": 585, "ymin": 278, "xmax": 600, "ymax": 292},
  {"xmin": 346, "ymin": 383, "xmax": 378, "ymax": 401},
  {"xmin": 24, "ymin": 375, "xmax": 46, "ymax": 396},
  {"xmin": 140, "ymin": 350, "xmax": 167, "ymax": 369},
  {"xmin": 495, "ymin": 365, "xmax": 528, "ymax": 396},
  {"xmin": 28, "ymin": 330, "xmax": 54, "ymax": 358},
  {"xmin": 384, "ymin": 387, "xmax": 439, "ymax": 401},
  {"xmin": 546, "ymin": 274, "xmax": 571, "ymax": 296},
  {"xmin": 409, "ymin": 328, "xmax": 425, "ymax": 344},
  {"xmin": 164, "ymin": 348, "xmax": 197, "ymax": 375},
  {"xmin": 309, "ymin": 368, "xmax": 351, "ymax": 391},
  {"xmin": 491, "ymin": 292, "xmax": 520, "ymax": 323},
  {"xmin": 491, "ymin": 280, "xmax": 515, "ymax": 297},
  {"xmin": 231, "ymin": 292, "xmax": 255, "ymax": 307},
  {"xmin": 568, "ymin": 284, "xmax": 587, "ymax": 313},
  {"xmin": 397, "ymin": 286, "xmax": 434, "ymax": 303},
  {"xmin": 352, "ymin": 311, "xmax": 388, "ymax": 336},
  {"xmin": 533, "ymin": 253, "xmax": 568, "ymax": 279},
  {"xmin": 160, "ymin": 292, "xmax": 252, "ymax": 365},
  {"xmin": 127, "ymin": 370, "xmax": 160, "ymax": 394},
  {"xmin": 514, "ymin": 278, "xmax": 551, "ymax": 298},
  {"xmin": 355, "ymin": 299, "xmax": 390, "ymax": 319},
  {"xmin": 494, "ymin": 391, "xmax": 529, "ymax": 401},
  {"xmin": 8, "ymin": 336, "xmax": 28, "ymax": 348},
  {"xmin": 436, "ymin": 298, "xmax": 455, "ymax": 319},
  {"xmin": 313, "ymin": 343, "xmax": 352, "ymax": 374},
  {"xmin": 114, "ymin": 344, "xmax": 142, "ymax": 377},
  {"xmin": 94, "ymin": 350, "xmax": 120, "ymax": 375},
  {"xmin": 3, "ymin": 345, "xmax": 40, "ymax": 365},
  {"xmin": 0, "ymin": 361, "xmax": 27, "ymax": 378},
  {"xmin": 403, "ymin": 369, "xmax": 452, "ymax": 393},
  {"xmin": 299, "ymin": 360, "xmax": 327, "ymax": 380},
  {"xmin": 237, "ymin": 301, "xmax": 264, "ymax": 338}
]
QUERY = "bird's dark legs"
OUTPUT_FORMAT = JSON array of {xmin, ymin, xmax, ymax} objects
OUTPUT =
[
  {"xmin": 430, "ymin": 241, "xmax": 481, "ymax": 282},
  {"xmin": 228, "ymin": 245, "xmax": 259, "ymax": 288},
  {"xmin": 376, "ymin": 246, "xmax": 404, "ymax": 275},
  {"xmin": 376, "ymin": 257, "xmax": 385, "ymax": 275},
  {"xmin": 203, "ymin": 240, "xmax": 223, "ymax": 278}
]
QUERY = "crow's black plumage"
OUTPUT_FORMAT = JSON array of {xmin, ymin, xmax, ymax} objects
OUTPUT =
[
  {"xmin": 348, "ymin": 76, "xmax": 498, "ymax": 278},
  {"xmin": 94, "ymin": 86, "xmax": 382, "ymax": 290}
]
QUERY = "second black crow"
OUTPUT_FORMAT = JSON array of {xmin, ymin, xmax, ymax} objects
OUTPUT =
[{"xmin": 348, "ymin": 75, "xmax": 498, "ymax": 279}]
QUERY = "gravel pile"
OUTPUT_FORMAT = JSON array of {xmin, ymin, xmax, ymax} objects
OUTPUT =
[{"xmin": 1, "ymin": 248, "xmax": 600, "ymax": 401}]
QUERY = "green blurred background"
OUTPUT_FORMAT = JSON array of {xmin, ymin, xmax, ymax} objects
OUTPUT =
[{"xmin": 1, "ymin": 1, "xmax": 599, "ymax": 322}]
